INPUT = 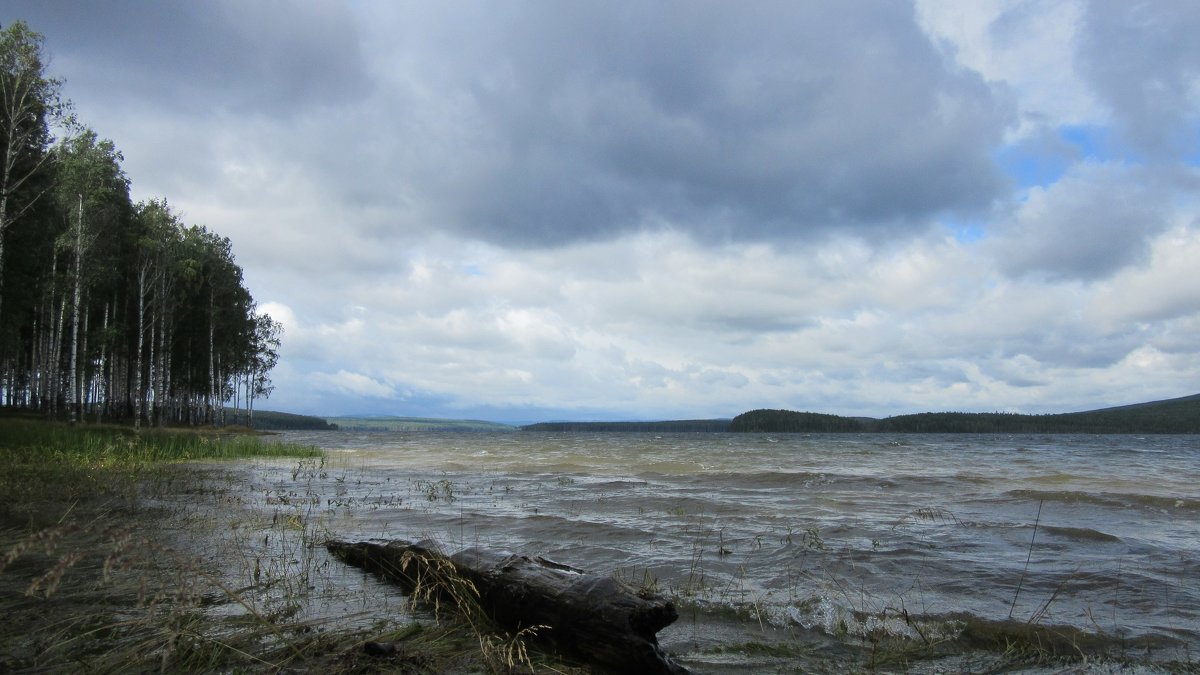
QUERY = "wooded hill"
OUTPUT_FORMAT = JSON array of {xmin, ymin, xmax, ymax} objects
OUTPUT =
[
  {"xmin": 0, "ymin": 21, "xmax": 279, "ymax": 427},
  {"xmin": 729, "ymin": 393, "xmax": 1200, "ymax": 434},
  {"xmin": 249, "ymin": 410, "xmax": 338, "ymax": 431}
]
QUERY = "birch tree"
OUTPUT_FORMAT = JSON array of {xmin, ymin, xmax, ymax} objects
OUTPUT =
[
  {"xmin": 0, "ymin": 21, "xmax": 70, "ymax": 332},
  {"xmin": 0, "ymin": 21, "xmax": 281, "ymax": 425},
  {"xmin": 53, "ymin": 130, "xmax": 130, "ymax": 423},
  {"xmin": 247, "ymin": 312, "xmax": 281, "ymax": 427},
  {"xmin": 132, "ymin": 199, "xmax": 179, "ymax": 429}
]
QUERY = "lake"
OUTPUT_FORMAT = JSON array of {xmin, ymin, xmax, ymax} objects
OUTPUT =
[{"xmin": 215, "ymin": 431, "xmax": 1199, "ymax": 672}]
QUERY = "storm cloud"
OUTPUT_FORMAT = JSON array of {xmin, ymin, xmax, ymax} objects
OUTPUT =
[{"xmin": 364, "ymin": 1, "xmax": 1016, "ymax": 245}]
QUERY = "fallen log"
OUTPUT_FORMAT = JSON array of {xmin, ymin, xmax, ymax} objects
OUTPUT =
[{"xmin": 326, "ymin": 538, "xmax": 688, "ymax": 674}]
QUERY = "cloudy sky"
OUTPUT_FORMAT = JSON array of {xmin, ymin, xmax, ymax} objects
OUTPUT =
[{"xmin": 5, "ymin": 1, "xmax": 1198, "ymax": 422}]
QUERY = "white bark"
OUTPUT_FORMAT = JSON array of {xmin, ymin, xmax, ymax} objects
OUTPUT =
[
  {"xmin": 134, "ymin": 262, "xmax": 149, "ymax": 430},
  {"xmin": 67, "ymin": 194, "xmax": 82, "ymax": 423}
]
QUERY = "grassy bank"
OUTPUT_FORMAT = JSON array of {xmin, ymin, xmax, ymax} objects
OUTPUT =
[
  {"xmin": 0, "ymin": 417, "xmax": 323, "ymax": 530},
  {"xmin": 0, "ymin": 418, "xmax": 585, "ymax": 673},
  {"xmin": 0, "ymin": 418, "xmax": 322, "ymax": 672}
]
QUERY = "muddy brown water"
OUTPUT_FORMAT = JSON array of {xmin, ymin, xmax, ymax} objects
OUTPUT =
[{"xmin": 183, "ymin": 431, "xmax": 1200, "ymax": 672}]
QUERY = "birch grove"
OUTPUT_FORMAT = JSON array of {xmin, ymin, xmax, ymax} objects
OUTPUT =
[{"xmin": 0, "ymin": 20, "xmax": 281, "ymax": 426}]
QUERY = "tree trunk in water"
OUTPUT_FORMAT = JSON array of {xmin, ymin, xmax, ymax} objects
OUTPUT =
[{"xmin": 326, "ymin": 539, "xmax": 688, "ymax": 675}]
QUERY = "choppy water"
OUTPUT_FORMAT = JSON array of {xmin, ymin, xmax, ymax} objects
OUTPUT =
[{"xmin": 257, "ymin": 431, "xmax": 1198, "ymax": 671}]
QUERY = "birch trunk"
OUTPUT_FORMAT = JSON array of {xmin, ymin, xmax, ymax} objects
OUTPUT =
[
  {"xmin": 52, "ymin": 291, "xmax": 66, "ymax": 417},
  {"xmin": 79, "ymin": 294, "xmax": 89, "ymax": 418},
  {"xmin": 208, "ymin": 289, "xmax": 215, "ymax": 425},
  {"xmin": 134, "ymin": 262, "xmax": 149, "ymax": 430},
  {"xmin": 95, "ymin": 302, "xmax": 108, "ymax": 423},
  {"xmin": 67, "ymin": 194, "xmax": 83, "ymax": 424},
  {"xmin": 147, "ymin": 319, "xmax": 156, "ymax": 427}
]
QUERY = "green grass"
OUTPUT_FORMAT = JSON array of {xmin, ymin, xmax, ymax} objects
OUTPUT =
[{"xmin": 0, "ymin": 418, "xmax": 322, "ymax": 467}]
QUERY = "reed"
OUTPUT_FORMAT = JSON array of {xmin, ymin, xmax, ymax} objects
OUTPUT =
[{"xmin": 0, "ymin": 417, "xmax": 322, "ymax": 465}]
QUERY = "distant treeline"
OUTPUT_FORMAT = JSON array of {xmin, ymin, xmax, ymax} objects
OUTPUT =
[
  {"xmin": 726, "ymin": 410, "xmax": 865, "ymax": 433},
  {"xmin": 249, "ymin": 410, "xmax": 338, "ymax": 431},
  {"xmin": 521, "ymin": 419, "xmax": 732, "ymax": 433},
  {"xmin": 328, "ymin": 417, "xmax": 515, "ymax": 432},
  {"xmin": 729, "ymin": 394, "xmax": 1200, "ymax": 434}
]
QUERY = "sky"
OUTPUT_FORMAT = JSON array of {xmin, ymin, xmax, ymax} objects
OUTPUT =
[{"xmin": 4, "ymin": 1, "xmax": 1199, "ymax": 423}]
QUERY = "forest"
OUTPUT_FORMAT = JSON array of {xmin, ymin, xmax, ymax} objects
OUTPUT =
[
  {"xmin": 729, "ymin": 393, "xmax": 1200, "ymax": 434},
  {"xmin": 0, "ymin": 21, "xmax": 279, "ymax": 427}
]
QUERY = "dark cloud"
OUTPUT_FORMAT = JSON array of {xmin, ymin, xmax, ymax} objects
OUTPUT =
[
  {"xmin": 2, "ymin": 0, "xmax": 371, "ymax": 116},
  {"xmin": 375, "ymin": 1, "xmax": 1015, "ymax": 246},
  {"xmin": 1077, "ymin": 2, "xmax": 1200, "ymax": 161},
  {"xmin": 6, "ymin": 2, "xmax": 1015, "ymax": 248}
]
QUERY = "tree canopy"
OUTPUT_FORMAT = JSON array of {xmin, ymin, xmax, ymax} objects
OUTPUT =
[{"xmin": 0, "ymin": 20, "xmax": 280, "ymax": 426}]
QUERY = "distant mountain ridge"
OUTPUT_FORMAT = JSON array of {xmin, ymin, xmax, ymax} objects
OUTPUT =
[
  {"xmin": 254, "ymin": 393, "xmax": 1199, "ymax": 434},
  {"xmin": 520, "ymin": 419, "xmax": 732, "ymax": 432},
  {"xmin": 326, "ymin": 416, "xmax": 516, "ymax": 432}
]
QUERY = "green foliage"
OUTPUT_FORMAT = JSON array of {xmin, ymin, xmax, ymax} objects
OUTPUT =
[
  {"xmin": 1, "ymin": 20, "xmax": 68, "ymax": 343},
  {"xmin": 728, "ymin": 409, "xmax": 863, "ymax": 433},
  {"xmin": 0, "ymin": 23, "xmax": 281, "ymax": 428},
  {"xmin": 729, "ymin": 393, "xmax": 1200, "ymax": 434},
  {"xmin": 0, "ymin": 417, "xmax": 321, "ymax": 467}
]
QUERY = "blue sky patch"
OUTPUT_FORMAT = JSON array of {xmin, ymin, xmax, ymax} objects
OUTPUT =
[
  {"xmin": 944, "ymin": 220, "xmax": 987, "ymax": 243},
  {"xmin": 1058, "ymin": 124, "xmax": 1121, "ymax": 162},
  {"xmin": 995, "ymin": 124, "xmax": 1128, "ymax": 189}
]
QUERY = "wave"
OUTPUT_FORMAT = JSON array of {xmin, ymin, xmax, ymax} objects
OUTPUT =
[
  {"xmin": 1039, "ymin": 525, "xmax": 1122, "ymax": 543},
  {"xmin": 773, "ymin": 592, "xmax": 1193, "ymax": 660},
  {"xmin": 1004, "ymin": 489, "xmax": 1195, "ymax": 512}
]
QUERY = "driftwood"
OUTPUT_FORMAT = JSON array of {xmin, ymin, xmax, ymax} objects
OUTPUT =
[{"xmin": 326, "ymin": 538, "xmax": 687, "ymax": 674}]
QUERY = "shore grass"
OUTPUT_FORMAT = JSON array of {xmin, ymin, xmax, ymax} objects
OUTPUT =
[
  {"xmin": 0, "ymin": 417, "xmax": 588, "ymax": 673},
  {"xmin": 0, "ymin": 417, "xmax": 323, "ymax": 464}
]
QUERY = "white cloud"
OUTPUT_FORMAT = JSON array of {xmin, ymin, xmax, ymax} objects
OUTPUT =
[
  {"xmin": 915, "ymin": 0, "xmax": 1101, "ymax": 136},
  {"xmin": 5, "ymin": 1, "xmax": 1198, "ymax": 420},
  {"xmin": 310, "ymin": 370, "xmax": 394, "ymax": 399},
  {"xmin": 241, "ymin": 226, "xmax": 1200, "ymax": 418}
]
